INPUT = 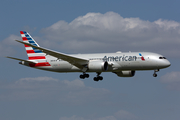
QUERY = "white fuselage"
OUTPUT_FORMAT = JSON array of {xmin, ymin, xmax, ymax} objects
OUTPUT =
[{"xmin": 30, "ymin": 52, "xmax": 170, "ymax": 73}]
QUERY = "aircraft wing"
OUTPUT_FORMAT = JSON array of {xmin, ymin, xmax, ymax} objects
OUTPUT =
[
  {"xmin": 6, "ymin": 56, "xmax": 37, "ymax": 63},
  {"xmin": 15, "ymin": 40, "xmax": 89, "ymax": 70}
]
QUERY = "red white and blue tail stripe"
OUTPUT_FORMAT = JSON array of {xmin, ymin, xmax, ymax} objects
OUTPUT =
[
  {"xmin": 20, "ymin": 31, "xmax": 46, "ymax": 61},
  {"xmin": 20, "ymin": 31, "xmax": 51, "ymax": 67}
]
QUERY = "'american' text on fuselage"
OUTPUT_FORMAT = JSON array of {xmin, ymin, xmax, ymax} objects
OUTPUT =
[{"xmin": 103, "ymin": 56, "xmax": 137, "ymax": 62}]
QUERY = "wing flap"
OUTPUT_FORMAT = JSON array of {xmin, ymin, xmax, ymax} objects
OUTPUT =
[{"xmin": 15, "ymin": 40, "xmax": 89, "ymax": 70}]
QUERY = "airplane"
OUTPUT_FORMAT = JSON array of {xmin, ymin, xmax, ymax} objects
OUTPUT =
[{"xmin": 7, "ymin": 31, "xmax": 171, "ymax": 81}]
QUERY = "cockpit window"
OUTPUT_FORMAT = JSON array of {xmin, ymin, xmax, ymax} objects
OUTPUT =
[
  {"xmin": 159, "ymin": 57, "xmax": 166, "ymax": 59},
  {"xmin": 163, "ymin": 57, "xmax": 166, "ymax": 59}
]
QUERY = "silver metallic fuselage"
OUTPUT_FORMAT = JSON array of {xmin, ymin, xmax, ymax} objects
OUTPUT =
[{"xmin": 34, "ymin": 52, "xmax": 170, "ymax": 73}]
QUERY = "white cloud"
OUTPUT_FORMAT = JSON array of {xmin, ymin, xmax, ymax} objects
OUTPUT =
[
  {"xmin": 154, "ymin": 19, "xmax": 180, "ymax": 30},
  {"xmin": 160, "ymin": 71, "xmax": 180, "ymax": 83},
  {"xmin": 3, "ymin": 12, "xmax": 180, "ymax": 58},
  {"xmin": 0, "ymin": 77, "xmax": 111, "ymax": 104},
  {"xmin": 18, "ymin": 76, "xmax": 58, "ymax": 82},
  {"xmin": 59, "ymin": 110, "xmax": 139, "ymax": 120},
  {"xmin": 63, "ymin": 79, "xmax": 85, "ymax": 88},
  {"xmin": 114, "ymin": 110, "xmax": 139, "ymax": 120},
  {"xmin": 0, "ymin": 35, "xmax": 20, "ymax": 57},
  {"xmin": 0, "ymin": 34, "xmax": 21, "ymax": 57},
  {"xmin": 39, "ymin": 12, "xmax": 180, "ymax": 58},
  {"xmin": 160, "ymin": 71, "xmax": 180, "ymax": 90}
]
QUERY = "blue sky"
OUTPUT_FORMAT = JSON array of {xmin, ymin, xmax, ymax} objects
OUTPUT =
[{"xmin": 1, "ymin": 0, "xmax": 180, "ymax": 120}]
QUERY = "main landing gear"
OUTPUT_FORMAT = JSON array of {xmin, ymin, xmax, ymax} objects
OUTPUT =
[
  {"xmin": 79, "ymin": 72, "xmax": 103, "ymax": 81},
  {"xmin": 93, "ymin": 72, "xmax": 103, "ymax": 82},
  {"xmin": 153, "ymin": 69, "xmax": 159, "ymax": 77},
  {"xmin": 80, "ymin": 73, "xmax": 89, "ymax": 79}
]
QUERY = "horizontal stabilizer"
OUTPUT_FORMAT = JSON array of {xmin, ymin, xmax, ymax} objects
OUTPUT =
[{"xmin": 6, "ymin": 56, "xmax": 37, "ymax": 64}]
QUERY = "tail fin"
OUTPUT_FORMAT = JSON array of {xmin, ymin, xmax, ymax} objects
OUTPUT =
[{"xmin": 20, "ymin": 31, "xmax": 46, "ymax": 62}]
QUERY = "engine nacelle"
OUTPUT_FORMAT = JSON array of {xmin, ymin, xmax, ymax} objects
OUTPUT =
[
  {"xmin": 88, "ymin": 61, "xmax": 108, "ymax": 72},
  {"xmin": 115, "ymin": 71, "xmax": 135, "ymax": 77}
]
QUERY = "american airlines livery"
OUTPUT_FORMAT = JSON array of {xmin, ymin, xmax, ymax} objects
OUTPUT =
[{"xmin": 7, "ymin": 31, "xmax": 171, "ymax": 81}]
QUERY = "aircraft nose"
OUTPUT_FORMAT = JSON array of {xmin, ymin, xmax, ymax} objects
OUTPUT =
[
  {"xmin": 166, "ymin": 60, "xmax": 171, "ymax": 67},
  {"xmin": 163, "ymin": 60, "xmax": 171, "ymax": 68},
  {"xmin": 157, "ymin": 59, "xmax": 171, "ymax": 68}
]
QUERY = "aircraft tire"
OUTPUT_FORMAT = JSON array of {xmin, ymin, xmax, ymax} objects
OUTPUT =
[
  {"xmin": 98, "ymin": 76, "xmax": 103, "ymax": 80},
  {"xmin": 80, "ymin": 75, "xmax": 85, "ymax": 79},
  {"xmin": 85, "ymin": 74, "xmax": 89, "ymax": 78},
  {"xmin": 153, "ymin": 73, "xmax": 157, "ymax": 77},
  {"xmin": 93, "ymin": 77, "xmax": 99, "ymax": 81}
]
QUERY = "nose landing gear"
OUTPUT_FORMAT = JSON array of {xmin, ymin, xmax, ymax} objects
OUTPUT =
[{"xmin": 153, "ymin": 69, "xmax": 159, "ymax": 77}]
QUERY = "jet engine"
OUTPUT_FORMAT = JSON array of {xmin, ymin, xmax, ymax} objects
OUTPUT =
[
  {"xmin": 115, "ymin": 71, "xmax": 135, "ymax": 77},
  {"xmin": 88, "ymin": 61, "xmax": 108, "ymax": 72}
]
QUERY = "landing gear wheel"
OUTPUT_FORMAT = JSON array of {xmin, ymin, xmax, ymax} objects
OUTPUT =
[
  {"xmin": 84, "ymin": 74, "xmax": 89, "ymax": 78},
  {"xmin": 93, "ymin": 76, "xmax": 103, "ymax": 81},
  {"xmin": 79, "ymin": 73, "xmax": 89, "ymax": 79},
  {"xmin": 153, "ymin": 69, "xmax": 159, "ymax": 77},
  {"xmin": 98, "ymin": 76, "xmax": 103, "ymax": 80},
  {"xmin": 80, "ymin": 75, "xmax": 85, "ymax": 79},
  {"xmin": 153, "ymin": 73, "xmax": 157, "ymax": 77},
  {"xmin": 93, "ymin": 72, "xmax": 103, "ymax": 81},
  {"xmin": 94, "ymin": 77, "xmax": 99, "ymax": 81}
]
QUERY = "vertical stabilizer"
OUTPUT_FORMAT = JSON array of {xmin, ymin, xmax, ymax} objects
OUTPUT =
[{"xmin": 20, "ymin": 31, "xmax": 46, "ymax": 62}]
